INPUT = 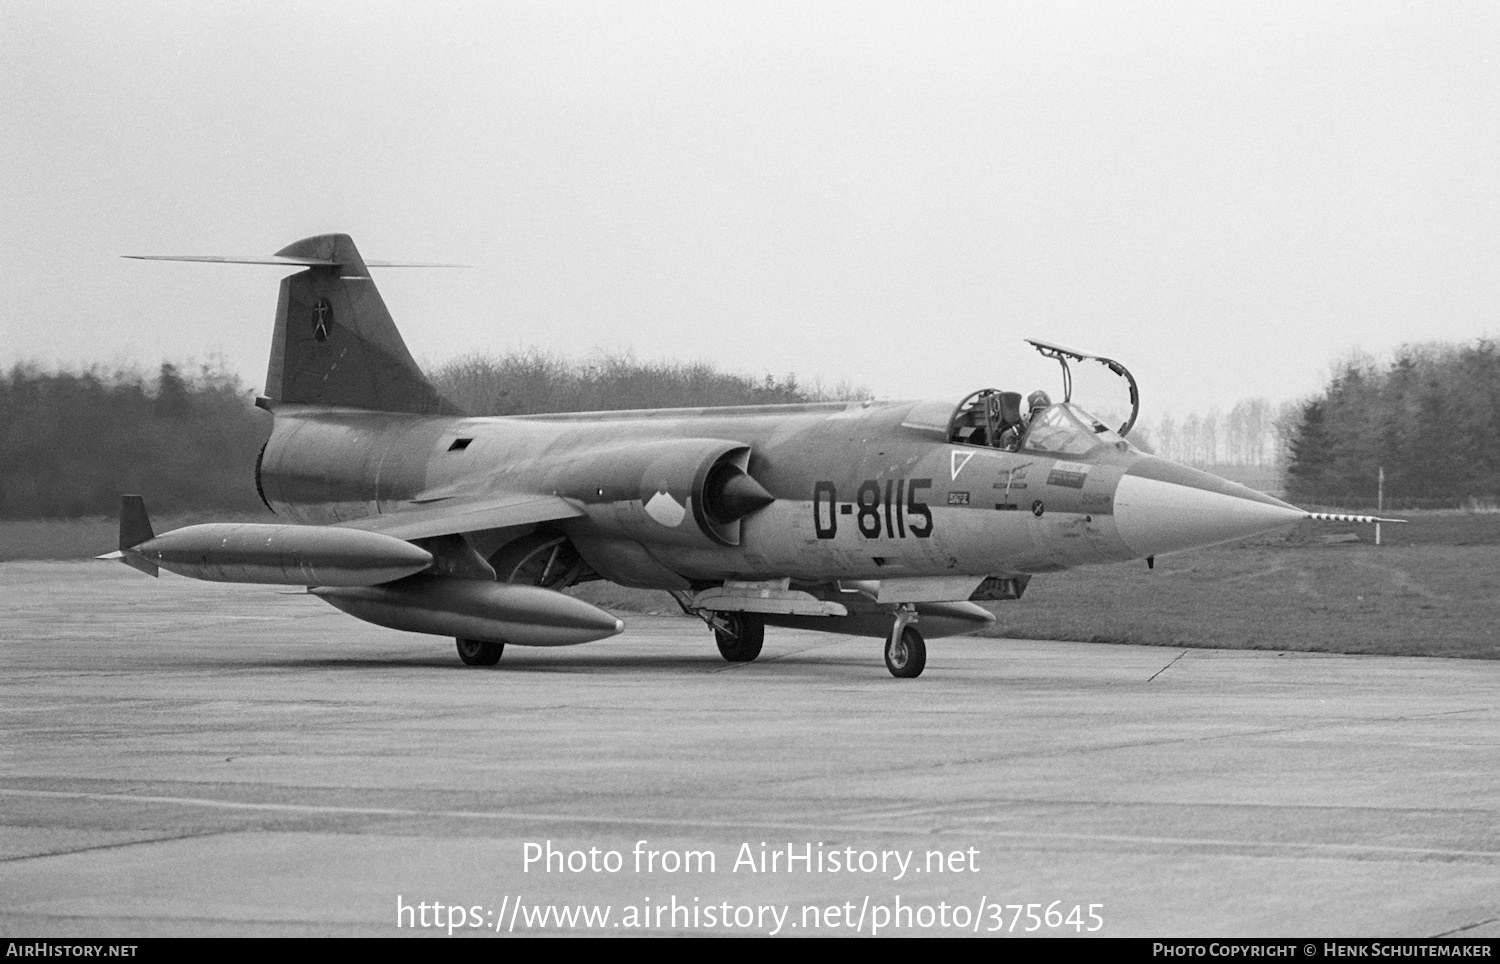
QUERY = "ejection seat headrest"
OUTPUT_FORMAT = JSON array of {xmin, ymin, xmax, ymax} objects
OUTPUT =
[{"xmin": 997, "ymin": 391, "xmax": 1023, "ymax": 426}]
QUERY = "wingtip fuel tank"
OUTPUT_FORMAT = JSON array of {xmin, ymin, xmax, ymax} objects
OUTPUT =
[{"xmin": 111, "ymin": 496, "xmax": 434, "ymax": 587}]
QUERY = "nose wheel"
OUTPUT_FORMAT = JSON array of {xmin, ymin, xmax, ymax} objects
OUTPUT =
[
  {"xmin": 885, "ymin": 626, "xmax": 926, "ymax": 678},
  {"xmin": 885, "ymin": 604, "xmax": 926, "ymax": 678}
]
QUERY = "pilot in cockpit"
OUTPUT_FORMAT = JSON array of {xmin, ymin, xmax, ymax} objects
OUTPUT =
[{"xmin": 995, "ymin": 389, "xmax": 1049, "ymax": 450}]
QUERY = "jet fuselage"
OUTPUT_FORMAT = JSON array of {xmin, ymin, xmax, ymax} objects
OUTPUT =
[{"xmin": 258, "ymin": 397, "xmax": 1294, "ymax": 591}]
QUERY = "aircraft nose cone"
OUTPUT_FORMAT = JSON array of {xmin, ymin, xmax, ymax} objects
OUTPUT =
[{"xmin": 1113, "ymin": 457, "xmax": 1304, "ymax": 557}]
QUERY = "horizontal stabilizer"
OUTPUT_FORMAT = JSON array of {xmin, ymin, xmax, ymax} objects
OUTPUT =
[{"xmin": 124, "ymin": 254, "xmax": 465, "ymax": 268}]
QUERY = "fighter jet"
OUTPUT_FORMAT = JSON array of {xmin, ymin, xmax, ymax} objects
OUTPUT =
[{"xmin": 106, "ymin": 234, "xmax": 1395, "ymax": 677}]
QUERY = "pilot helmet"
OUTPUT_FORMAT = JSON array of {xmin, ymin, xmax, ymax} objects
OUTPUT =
[{"xmin": 1026, "ymin": 390, "xmax": 1051, "ymax": 413}]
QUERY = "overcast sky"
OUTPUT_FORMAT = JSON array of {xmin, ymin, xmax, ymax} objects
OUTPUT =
[{"xmin": 3, "ymin": 1, "xmax": 1497, "ymax": 420}]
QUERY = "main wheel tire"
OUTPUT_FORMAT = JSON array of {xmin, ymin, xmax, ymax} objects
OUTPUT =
[
  {"xmin": 456, "ymin": 636, "xmax": 504, "ymax": 666},
  {"xmin": 885, "ymin": 626, "xmax": 926, "ymax": 678},
  {"xmin": 713, "ymin": 612, "xmax": 765, "ymax": 663}
]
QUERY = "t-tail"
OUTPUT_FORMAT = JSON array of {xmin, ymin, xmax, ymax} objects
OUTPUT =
[{"xmin": 128, "ymin": 233, "xmax": 461, "ymax": 415}]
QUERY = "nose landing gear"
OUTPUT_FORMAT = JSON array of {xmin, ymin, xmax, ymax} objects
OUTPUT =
[{"xmin": 885, "ymin": 604, "xmax": 926, "ymax": 678}]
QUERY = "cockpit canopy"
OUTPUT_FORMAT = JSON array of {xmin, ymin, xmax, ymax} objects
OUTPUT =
[
  {"xmin": 937, "ymin": 393, "xmax": 1134, "ymax": 455},
  {"xmin": 899, "ymin": 339, "xmax": 1142, "ymax": 456},
  {"xmin": 1021, "ymin": 402, "xmax": 1135, "ymax": 455},
  {"xmin": 900, "ymin": 393, "xmax": 1136, "ymax": 454}
]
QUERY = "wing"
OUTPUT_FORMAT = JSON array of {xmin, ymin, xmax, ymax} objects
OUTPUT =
[{"xmin": 337, "ymin": 493, "xmax": 584, "ymax": 540}]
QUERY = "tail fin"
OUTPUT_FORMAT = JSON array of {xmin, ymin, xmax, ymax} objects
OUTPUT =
[
  {"xmin": 266, "ymin": 235, "xmax": 461, "ymax": 414},
  {"xmin": 126, "ymin": 234, "xmax": 463, "ymax": 414},
  {"xmin": 101, "ymin": 494, "xmax": 158, "ymax": 577}
]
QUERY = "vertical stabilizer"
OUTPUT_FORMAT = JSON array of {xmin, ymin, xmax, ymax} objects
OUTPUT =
[
  {"xmin": 117, "ymin": 495, "xmax": 159, "ymax": 577},
  {"xmin": 266, "ymin": 234, "xmax": 460, "ymax": 414}
]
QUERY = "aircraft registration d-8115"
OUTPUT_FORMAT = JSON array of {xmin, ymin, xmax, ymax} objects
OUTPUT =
[{"xmin": 107, "ymin": 234, "xmax": 1394, "ymax": 677}]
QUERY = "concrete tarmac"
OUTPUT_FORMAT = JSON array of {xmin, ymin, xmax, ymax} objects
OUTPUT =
[{"xmin": 2, "ymin": 562, "xmax": 1497, "ymax": 937}]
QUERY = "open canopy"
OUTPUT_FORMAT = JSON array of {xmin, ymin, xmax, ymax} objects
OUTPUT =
[{"xmin": 1024, "ymin": 338, "xmax": 1140, "ymax": 437}]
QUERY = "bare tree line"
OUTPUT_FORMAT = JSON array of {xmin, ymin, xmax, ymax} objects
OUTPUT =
[
  {"xmin": 1, "ymin": 352, "xmax": 866, "ymax": 519},
  {"xmin": 430, "ymin": 349, "xmax": 867, "ymax": 416},
  {"xmin": 12, "ymin": 339, "xmax": 1489, "ymax": 518},
  {"xmin": 1137, "ymin": 397, "xmax": 1288, "ymax": 467}
]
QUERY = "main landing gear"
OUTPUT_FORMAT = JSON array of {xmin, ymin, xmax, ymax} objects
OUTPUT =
[
  {"xmin": 884, "ymin": 604, "xmax": 926, "ymax": 678},
  {"xmin": 685, "ymin": 593, "xmax": 928, "ymax": 677},
  {"xmin": 454, "ymin": 534, "xmax": 585, "ymax": 667},
  {"xmin": 712, "ymin": 611, "xmax": 765, "ymax": 663},
  {"xmin": 456, "ymin": 637, "xmax": 504, "ymax": 666}
]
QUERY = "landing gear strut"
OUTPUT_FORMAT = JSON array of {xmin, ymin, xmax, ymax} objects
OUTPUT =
[
  {"xmin": 885, "ymin": 604, "xmax": 926, "ymax": 678},
  {"xmin": 454, "ymin": 534, "xmax": 584, "ymax": 667},
  {"xmin": 456, "ymin": 637, "xmax": 504, "ymax": 666},
  {"xmin": 490, "ymin": 533, "xmax": 583, "ymax": 589}
]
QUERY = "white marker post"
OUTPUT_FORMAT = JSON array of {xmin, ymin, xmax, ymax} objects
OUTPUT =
[{"xmin": 1376, "ymin": 466, "xmax": 1384, "ymax": 546}]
